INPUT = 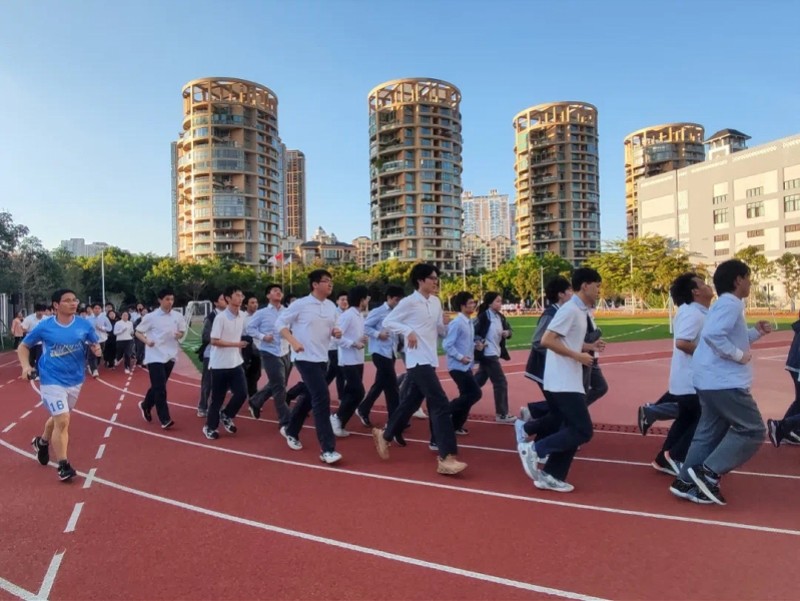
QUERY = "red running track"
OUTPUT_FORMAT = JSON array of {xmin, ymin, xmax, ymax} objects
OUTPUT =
[{"xmin": 1, "ymin": 334, "xmax": 798, "ymax": 600}]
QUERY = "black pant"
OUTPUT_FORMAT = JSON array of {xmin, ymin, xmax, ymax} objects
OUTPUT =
[
  {"xmin": 207, "ymin": 366, "xmax": 247, "ymax": 431},
  {"xmin": 475, "ymin": 356, "xmax": 508, "ymax": 416},
  {"xmin": 115, "ymin": 340, "xmax": 134, "ymax": 370},
  {"xmin": 662, "ymin": 393, "xmax": 701, "ymax": 462},
  {"xmin": 535, "ymin": 391, "xmax": 593, "ymax": 481},
  {"xmin": 585, "ymin": 363, "xmax": 608, "ymax": 406},
  {"xmin": 87, "ymin": 341, "xmax": 105, "ymax": 372},
  {"xmin": 359, "ymin": 354, "xmax": 398, "ymax": 419},
  {"xmin": 198, "ymin": 358, "xmax": 212, "ymax": 412},
  {"xmin": 13, "ymin": 337, "xmax": 22, "ymax": 350},
  {"xmin": 103, "ymin": 335, "xmax": 117, "ymax": 368},
  {"xmin": 779, "ymin": 373, "xmax": 800, "ymax": 434},
  {"xmin": 244, "ymin": 351, "xmax": 262, "ymax": 398},
  {"xmin": 524, "ymin": 369, "xmax": 607, "ymax": 439},
  {"xmin": 337, "ymin": 364, "xmax": 365, "ymax": 427},
  {"xmin": 325, "ymin": 349, "xmax": 345, "ymax": 400},
  {"xmin": 29, "ymin": 344, "xmax": 42, "ymax": 368},
  {"xmin": 286, "ymin": 361, "xmax": 336, "ymax": 453},
  {"xmin": 449, "ymin": 369, "xmax": 482, "ymax": 430},
  {"xmin": 142, "ymin": 360, "xmax": 175, "ymax": 425},
  {"xmin": 251, "ymin": 352, "xmax": 292, "ymax": 427},
  {"xmin": 384, "ymin": 365, "xmax": 457, "ymax": 459},
  {"xmin": 135, "ymin": 338, "xmax": 145, "ymax": 366}
]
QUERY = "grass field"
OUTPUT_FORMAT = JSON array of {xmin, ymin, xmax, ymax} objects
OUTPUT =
[{"xmin": 180, "ymin": 314, "xmax": 795, "ymax": 364}]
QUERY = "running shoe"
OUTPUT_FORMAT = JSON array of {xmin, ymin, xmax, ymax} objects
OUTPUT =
[
  {"xmin": 534, "ymin": 472, "xmax": 574, "ymax": 493},
  {"xmin": 32, "ymin": 436, "xmax": 49, "ymax": 466},
  {"xmin": 57, "ymin": 461, "xmax": 77, "ymax": 482},
  {"xmin": 687, "ymin": 465, "xmax": 726, "ymax": 506}
]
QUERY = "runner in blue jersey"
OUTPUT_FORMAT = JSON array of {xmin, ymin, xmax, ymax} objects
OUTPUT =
[{"xmin": 17, "ymin": 289, "xmax": 101, "ymax": 482}]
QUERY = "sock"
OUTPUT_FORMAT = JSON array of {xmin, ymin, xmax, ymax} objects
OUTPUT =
[{"xmin": 58, "ymin": 459, "xmax": 68, "ymax": 468}]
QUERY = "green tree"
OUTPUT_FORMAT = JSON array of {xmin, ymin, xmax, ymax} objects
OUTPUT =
[
  {"xmin": 734, "ymin": 245, "xmax": 775, "ymax": 306},
  {"xmin": 9, "ymin": 237, "xmax": 59, "ymax": 308},
  {"xmin": 773, "ymin": 252, "xmax": 800, "ymax": 311}
]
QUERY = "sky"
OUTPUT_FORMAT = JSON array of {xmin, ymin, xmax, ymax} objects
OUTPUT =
[{"xmin": 1, "ymin": 0, "xmax": 798, "ymax": 255}]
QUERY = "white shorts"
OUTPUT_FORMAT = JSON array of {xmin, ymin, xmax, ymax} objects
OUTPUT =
[{"xmin": 40, "ymin": 384, "xmax": 83, "ymax": 417}]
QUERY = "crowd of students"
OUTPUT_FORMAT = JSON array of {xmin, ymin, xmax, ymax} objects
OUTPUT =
[{"xmin": 15, "ymin": 259, "xmax": 800, "ymax": 502}]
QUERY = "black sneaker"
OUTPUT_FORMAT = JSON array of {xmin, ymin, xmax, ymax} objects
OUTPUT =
[
  {"xmin": 57, "ymin": 461, "xmax": 77, "ymax": 482},
  {"xmin": 652, "ymin": 450, "xmax": 678, "ymax": 476},
  {"xmin": 637, "ymin": 405, "xmax": 652, "ymax": 436},
  {"xmin": 248, "ymin": 401, "xmax": 261, "ymax": 420},
  {"xmin": 393, "ymin": 432, "xmax": 407, "ymax": 447},
  {"xmin": 356, "ymin": 410, "xmax": 372, "ymax": 428},
  {"xmin": 203, "ymin": 426, "xmax": 219, "ymax": 440},
  {"xmin": 767, "ymin": 419, "xmax": 782, "ymax": 448},
  {"xmin": 138, "ymin": 400, "xmax": 152, "ymax": 423},
  {"xmin": 687, "ymin": 465, "xmax": 727, "ymax": 506},
  {"xmin": 220, "ymin": 412, "xmax": 237, "ymax": 434},
  {"xmin": 160, "ymin": 419, "xmax": 174, "ymax": 430},
  {"xmin": 785, "ymin": 431, "xmax": 800, "ymax": 445},
  {"xmin": 32, "ymin": 436, "xmax": 49, "ymax": 466}
]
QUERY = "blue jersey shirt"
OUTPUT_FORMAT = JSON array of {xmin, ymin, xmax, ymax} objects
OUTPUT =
[{"xmin": 23, "ymin": 316, "xmax": 99, "ymax": 387}]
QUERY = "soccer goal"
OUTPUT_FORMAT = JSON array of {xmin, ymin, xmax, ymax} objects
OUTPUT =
[{"xmin": 181, "ymin": 300, "xmax": 212, "ymax": 345}]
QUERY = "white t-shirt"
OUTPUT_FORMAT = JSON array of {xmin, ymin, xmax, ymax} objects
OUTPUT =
[
  {"xmin": 113, "ymin": 320, "xmax": 134, "ymax": 341},
  {"xmin": 542, "ymin": 296, "xmax": 589, "ymax": 394},
  {"xmin": 21, "ymin": 314, "xmax": 44, "ymax": 346},
  {"xmin": 668, "ymin": 302, "xmax": 708, "ymax": 396},
  {"xmin": 209, "ymin": 309, "xmax": 245, "ymax": 369},
  {"xmin": 137, "ymin": 309, "xmax": 186, "ymax": 365}
]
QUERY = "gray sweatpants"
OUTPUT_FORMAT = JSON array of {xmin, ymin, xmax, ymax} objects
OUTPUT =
[{"xmin": 679, "ymin": 388, "xmax": 765, "ymax": 479}]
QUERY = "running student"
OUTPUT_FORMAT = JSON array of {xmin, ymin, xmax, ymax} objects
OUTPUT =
[
  {"xmin": 474, "ymin": 292, "xmax": 515, "ymax": 423},
  {"xmin": 21, "ymin": 289, "xmax": 101, "ymax": 481},
  {"xmin": 768, "ymin": 312, "xmax": 800, "ymax": 447},
  {"xmin": 517, "ymin": 268, "xmax": 602, "ymax": 493},
  {"xmin": 672, "ymin": 259, "xmax": 771, "ymax": 506}
]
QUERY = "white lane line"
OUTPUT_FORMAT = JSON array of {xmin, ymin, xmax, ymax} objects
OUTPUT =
[
  {"xmin": 110, "ymin": 413, "xmax": 118, "ymax": 423},
  {"xmin": 35, "ymin": 401, "xmax": 43, "ymax": 407},
  {"xmin": 115, "ymin": 403, "xmax": 122, "ymax": 411},
  {"xmin": 38, "ymin": 550, "xmax": 65, "ymax": 600},
  {"xmin": 20, "ymin": 410, "xmax": 32, "ymax": 419},
  {"xmin": 0, "ymin": 575, "xmax": 37, "ymax": 600},
  {"xmin": 103, "ymin": 426, "xmax": 113, "ymax": 438},
  {"xmin": 95, "ymin": 444, "xmax": 106, "ymax": 460},
  {"xmin": 2, "ymin": 423, "xmax": 16, "ymax": 433},
  {"xmin": 6, "ymin": 378, "xmax": 15, "ymax": 384},
  {"xmin": 65, "ymin": 411, "xmax": 800, "ymax": 537},
  {"xmin": 123, "ymin": 388, "xmax": 128, "ymax": 393},
  {"xmin": 0, "ymin": 439, "xmax": 609, "ymax": 601},
  {"xmin": 118, "ymin": 394, "xmax": 125, "ymax": 401},
  {"xmin": 64, "ymin": 502, "xmax": 84, "ymax": 533},
  {"xmin": 83, "ymin": 468, "xmax": 97, "ymax": 489}
]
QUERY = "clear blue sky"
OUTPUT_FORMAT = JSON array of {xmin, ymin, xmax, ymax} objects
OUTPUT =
[{"xmin": 1, "ymin": 0, "xmax": 798, "ymax": 255}]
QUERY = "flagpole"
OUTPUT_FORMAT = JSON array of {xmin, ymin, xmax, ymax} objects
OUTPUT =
[{"xmin": 101, "ymin": 250, "xmax": 106, "ymax": 308}]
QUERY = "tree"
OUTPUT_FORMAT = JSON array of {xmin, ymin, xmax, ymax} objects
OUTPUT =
[
  {"xmin": 773, "ymin": 253, "xmax": 800, "ymax": 310},
  {"xmin": 0, "ymin": 212, "xmax": 30, "ymax": 295},
  {"xmin": 734, "ymin": 245, "xmax": 775, "ymax": 307},
  {"xmin": 8, "ymin": 237, "xmax": 57, "ymax": 309}
]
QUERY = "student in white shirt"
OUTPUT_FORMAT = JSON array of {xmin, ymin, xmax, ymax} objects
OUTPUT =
[
  {"xmin": 86, "ymin": 303, "xmax": 112, "ymax": 377},
  {"xmin": 242, "ymin": 292, "xmax": 262, "ymax": 399},
  {"xmin": 113, "ymin": 311, "xmax": 136, "ymax": 374},
  {"xmin": 275, "ymin": 269, "xmax": 344, "ymax": 465},
  {"xmin": 22, "ymin": 303, "xmax": 47, "ymax": 369},
  {"xmin": 325, "ymin": 291, "xmax": 348, "ymax": 401},
  {"xmin": 135, "ymin": 288, "xmax": 186, "ymax": 429},
  {"xmin": 518, "ymin": 268, "xmax": 602, "ymax": 493},
  {"xmin": 197, "ymin": 292, "xmax": 228, "ymax": 417},
  {"xmin": 330, "ymin": 286, "xmax": 370, "ymax": 437},
  {"xmin": 373, "ymin": 263, "xmax": 467, "ymax": 476},
  {"xmin": 203, "ymin": 286, "xmax": 249, "ymax": 440}
]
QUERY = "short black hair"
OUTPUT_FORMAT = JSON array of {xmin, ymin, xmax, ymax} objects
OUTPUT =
[
  {"xmin": 453, "ymin": 291, "xmax": 474, "ymax": 311},
  {"xmin": 308, "ymin": 269, "xmax": 332, "ymax": 288},
  {"xmin": 410, "ymin": 263, "xmax": 438, "ymax": 290},
  {"xmin": 244, "ymin": 291, "xmax": 258, "ymax": 304},
  {"xmin": 223, "ymin": 285, "xmax": 242, "ymax": 299},
  {"xmin": 571, "ymin": 267, "xmax": 602, "ymax": 291},
  {"xmin": 50, "ymin": 290, "xmax": 76, "ymax": 305},
  {"xmin": 385, "ymin": 285, "xmax": 405, "ymax": 300},
  {"xmin": 157, "ymin": 288, "xmax": 175, "ymax": 300},
  {"xmin": 670, "ymin": 273, "xmax": 700, "ymax": 306},
  {"xmin": 208, "ymin": 290, "xmax": 223, "ymax": 303},
  {"xmin": 264, "ymin": 283, "xmax": 282, "ymax": 296},
  {"xmin": 713, "ymin": 259, "xmax": 750, "ymax": 295},
  {"xmin": 34, "ymin": 302, "xmax": 48, "ymax": 312},
  {"xmin": 336, "ymin": 290, "xmax": 349, "ymax": 301},
  {"xmin": 91, "ymin": 302, "xmax": 102, "ymax": 309},
  {"xmin": 545, "ymin": 276, "xmax": 572, "ymax": 304},
  {"xmin": 347, "ymin": 285, "xmax": 370, "ymax": 308}
]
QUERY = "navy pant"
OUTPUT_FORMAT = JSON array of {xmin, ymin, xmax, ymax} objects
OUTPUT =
[
  {"xmin": 286, "ymin": 361, "xmax": 336, "ymax": 453},
  {"xmin": 534, "ymin": 391, "xmax": 593, "ymax": 481},
  {"xmin": 207, "ymin": 366, "xmax": 247, "ymax": 431}
]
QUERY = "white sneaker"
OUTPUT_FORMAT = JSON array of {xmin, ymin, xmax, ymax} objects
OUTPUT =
[
  {"xmin": 279, "ymin": 426, "xmax": 288, "ymax": 439},
  {"xmin": 517, "ymin": 441, "xmax": 540, "ymax": 481},
  {"xmin": 124, "ymin": 368, "xmax": 131, "ymax": 375},
  {"xmin": 320, "ymin": 451, "xmax": 342, "ymax": 464},
  {"xmin": 514, "ymin": 419, "xmax": 527, "ymax": 444},
  {"xmin": 91, "ymin": 369, "xmax": 99, "ymax": 379},
  {"xmin": 285, "ymin": 434, "xmax": 303, "ymax": 450},
  {"xmin": 518, "ymin": 406, "xmax": 532, "ymax": 422},
  {"xmin": 412, "ymin": 408, "xmax": 427, "ymax": 419},
  {"xmin": 330, "ymin": 414, "xmax": 350, "ymax": 437},
  {"xmin": 534, "ymin": 472, "xmax": 574, "ymax": 493},
  {"xmin": 495, "ymin": 414, "xmax": 516, "ymax": 424}
]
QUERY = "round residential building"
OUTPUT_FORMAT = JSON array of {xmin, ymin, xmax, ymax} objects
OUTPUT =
[
  {"xmin": 513, "ymin": 102, "xmax": 600, "ymax": 266},
  {"xmin": 175, "ymin": 77, "xmax": 282, "ymax": 266},
  {"xmin": 368, "ymin": 78, "xmax": 463, "ymax": 272},
  {"xmin": 624, "ymin": 123, "xmax": 705, "ymax": 239}
]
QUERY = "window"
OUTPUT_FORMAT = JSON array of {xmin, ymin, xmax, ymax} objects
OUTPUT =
[
  {"xmin": 784, "ymin": 178, "xmax": 800, "ymax": 190},
  {"xmin": 785, "ymin": 194, "xmax": 800, "ymax": 212},
  {"xmin": 751, "ymin": 244, "xmax": 765, "ymax": 251},
  {"xmin": 712, "ymin": 194, "xmax": 728, "ymax": 205},
  {"xmin": 746, "ymin": 201, "xmax": 765, "ymax": 218},
  {"xmin": 787, "ymin": 240, "xmax": 800, "ymax": 248},
  {"xmin": 714, "ymin": 233, "xmax": 729, "ymax": 242},
  {"xmin": 713, "ymin": 208, "xmax": 728, "ymax": 224},
  {"xmin": 714, "ymin": 248, "xmax": 729, "ymax": 256},
  {"xmin": 745, "ymin": 186, "xmax": 764, "ymax": 198},
  {"xmin": 747, "ymin": 229, "xmax": 764, "ymax": 238},
  {"xmin": 785, "ymin": 224, "xmax": 800, "ymax": 233}
]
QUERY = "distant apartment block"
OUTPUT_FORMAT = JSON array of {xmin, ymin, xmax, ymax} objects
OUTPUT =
[
  {"xmin": 461, "ymin": 189, "xmax": 511, "ymax": 240},
  {"xmin": 514, "ymin": 101, "xmax": 601, "ymax": 266},
  {"xmin": 298, "ymin": 226, "xmax": 355, "ymax": 265},
  {"xmin": 463, "ymin": 233, "xmax": 514, "ymax": 272},
  {"xmin": 284, "ymin": 150, "xmax": 307, "ymax": 241},
  {"xmin": 351, "ymin": 235, "xmax": 373, "ymax": 270},
  {"xmin": 174, "ymin": 77, "xmax": 282, "ymax": 267},
  {"xmin": 59, "ymin": 238, "xmax": 109, "ymax": 258},
  {"xmin": 624, "ymin": 123, "xmax": 705, "ymax": 238},
  {"xmin": 369, "ymin": 78, "xmax": 463, "ymax": 272},
  {"xmin": 638, "ymin": 131, "xmax": 800, "ymax": 302}
]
